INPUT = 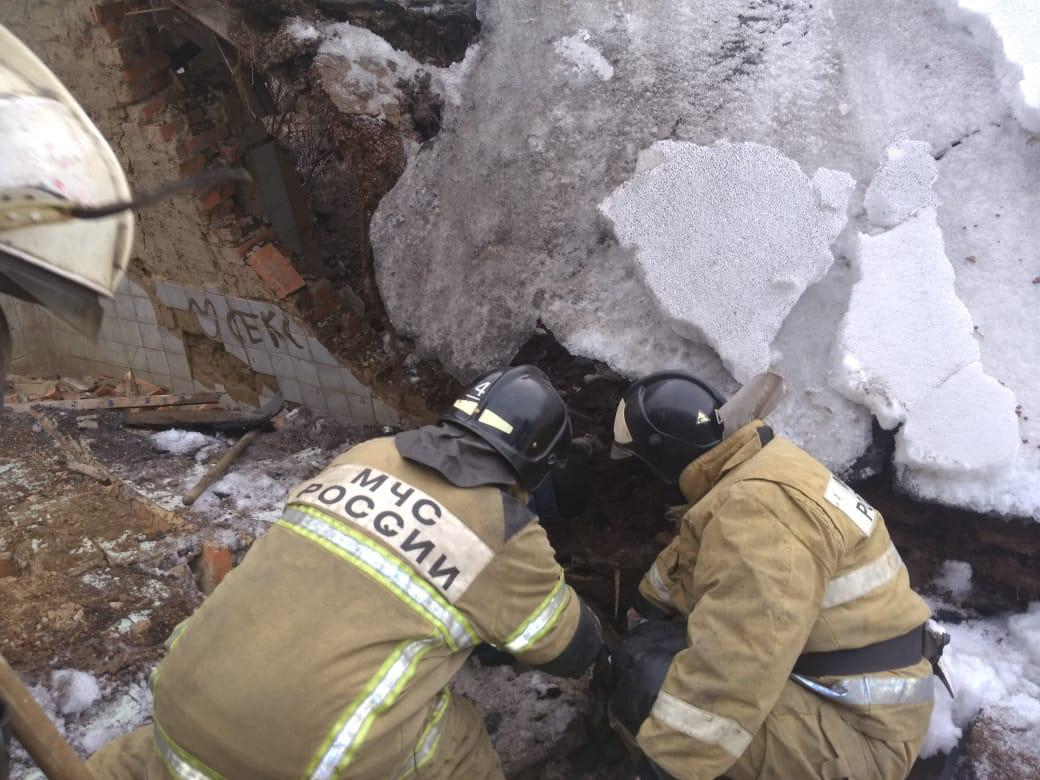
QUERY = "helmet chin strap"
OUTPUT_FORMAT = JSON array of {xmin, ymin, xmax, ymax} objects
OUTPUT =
[{"xmin": 717, "ymin": 372, "xmax": 785, "ymax": 437}]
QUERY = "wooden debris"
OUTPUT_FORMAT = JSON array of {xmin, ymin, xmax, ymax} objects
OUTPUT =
[
  {"xmin": 124, "ymin": 404, "xmax": 271, "ymax": 430},
  {"xmin": 183, "ymin": 428, "xmax": 261, "ymax": 506},
  {"xmin": 5, "ymin": 392, "xmax": 219, "ymax": 413},
  {"xmin": 66, "ymin": 460, "xmax": 112, "ymax": 485}
]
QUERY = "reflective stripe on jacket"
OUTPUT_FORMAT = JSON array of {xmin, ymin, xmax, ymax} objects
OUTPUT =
[
  {"xmin": 151, "ymin": 436, "xmax": 590, "ymax": 779},
  {"xmin": 636, "ymin": 423, "xmax": 933, "ymax": 780}
]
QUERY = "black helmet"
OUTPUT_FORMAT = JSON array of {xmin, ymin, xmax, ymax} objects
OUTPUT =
[
  {"xmin": 444, "ymin": 365, "xmax": 571, "ymax": 490},
  {"xmin": 612, "ymin": 371, "xmax": 726, "ymax": 484}
]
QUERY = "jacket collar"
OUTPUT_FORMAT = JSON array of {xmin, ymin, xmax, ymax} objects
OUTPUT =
[{"xmin": 677, "ymin": 421, "xmax": 771, "ymax": 503}]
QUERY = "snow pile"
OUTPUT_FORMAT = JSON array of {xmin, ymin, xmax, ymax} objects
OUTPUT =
[
  {"xmin": 554, "ymin": 30, "xmax": 614, "ymax": 81},
  {"xmin": 150, "ymin": 429, "xmax": 216, "ymax": 456},
  {"xmin": 937, "ymin": 0, "xmax": 1040, "ymax": 132},
  {"xmin": 50, "ymin": 670, "xmax": 101, "ymax": 716},
  {"xmin": 934, "ymin": 560, "xmax": 974, "ymax": 602},
  {"xmin": 600, "ymin": 141, "xmax": 853, "ymax": 382},
  {"xmin": 15, "ymin": 675, "xmax": 152, "ymax": 774},
  {"xmin": 922, "ymin": 603, "xmax": 1040, "ymax": 760},
  {"xmin": 371, "ymin": 0, "xmax": 1040, "ymax": 509},
  {"xmin": 862, "ymin": 139, "xmax": 939, "ymax": 228}
]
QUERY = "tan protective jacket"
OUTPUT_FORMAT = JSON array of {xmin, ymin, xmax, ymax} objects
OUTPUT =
[
  {"xmin": 636, "ymin": 423, "xmax": 933, "ymax": 780},
  {"xmin": 150, "ymin": 436, "xmax": 594, "ymax": 779}
]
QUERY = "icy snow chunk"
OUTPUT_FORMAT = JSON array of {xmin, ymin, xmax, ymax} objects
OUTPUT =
[
  {"xmin": 896, "ymin": 361, "xmax": 1019, "ymax": 473},
  {"xmin": 863, "ymin": 139, "xmax": 939, "ymax": 227},
  {"xmin": 150, "ymin": 429, "xmax": 214, "ymax": 456},
  {"xmin": 922, "ymin": 602, "xmax": 1040, "ymax": 759},
  {"xmin": 286, "ymin": 18, "xmax": 320, "ymax": 43},
  {"xmin": 554, "ymin": 30, "xmax": 614, "ymax": 81},
  {"xmin": 307, "ymin": 20, "xmax": 429, "ymax": 121},
  {"xmin": 834, "ymin": 208, "xmax": 978, "ymax": 428},
  {"xmin": 937, "ymin": 0, "xmax": 1040, "ymax": 131},
  {"xmin": 934, "ymin": 560, "xmax": 973, "ymax": 601},
  {"xmin": 600, "ymin": 141, "xmax": 852, "ymax": 382},
  {"xmin": 51, "ymin": 670, "xmax": 101, "ymax": 716}
]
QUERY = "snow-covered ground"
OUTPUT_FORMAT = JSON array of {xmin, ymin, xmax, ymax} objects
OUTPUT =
[{"xmin": 923, "ymin": 562, "xmax": 1040, "ymax": 771}]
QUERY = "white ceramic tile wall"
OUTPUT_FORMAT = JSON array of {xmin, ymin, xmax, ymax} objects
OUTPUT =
[{"xmin": 1, "ymin": 280, "xmax": 397, "ymax": 428}]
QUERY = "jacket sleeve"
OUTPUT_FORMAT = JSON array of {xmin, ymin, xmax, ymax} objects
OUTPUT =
[
  {"xmin": 635, "ymin": 484, "xmax": 831, "ymax": 780},
  {"xmin": 636, "ymin": 536, "xmax": 683, "ymax": 618},
  {"xmin": 463, "ymin": 521, "xmax": 603, "ymax": 676}
]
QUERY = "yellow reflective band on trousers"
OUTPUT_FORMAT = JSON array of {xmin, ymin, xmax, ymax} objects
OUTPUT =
[
  {"xmin": 280, "ymin": 505, "xmax": 479, "ymax": 650},
  {"xmin": 393, "ymin": 689, "xmax": 451, "ymax": 780},
  {"xmin": 154, "ymin": 720, "xmax": 224, "ymax": 780},
  {"xmin": 504, "ymin": 573, "xmax": 570, "ymax": 654},
  {"xmin": 306, "ymin": 638, "xmax": 437, "ymax": 780}
]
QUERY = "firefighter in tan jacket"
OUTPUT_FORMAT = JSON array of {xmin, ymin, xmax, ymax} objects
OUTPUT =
[
  {"xmin": 608, "ymin": 371, "xmax": 940, "ymax": 780},
  {"xmin": 88, "ymin": 365, "xmax": 603, "ymax": 779}
]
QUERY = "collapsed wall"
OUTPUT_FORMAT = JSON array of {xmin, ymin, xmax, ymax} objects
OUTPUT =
[{"xmin": 0, "ymin": 0, "xmax": 413, "ymax": 427}]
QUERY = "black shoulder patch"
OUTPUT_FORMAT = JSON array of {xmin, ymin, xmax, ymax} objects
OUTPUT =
[
  {"xmin": 501, "ymin": 490, "xmax": 538, "ymax": 542},
  {"xmin": 757, "ymin": 425, "xmax": 775, "ymax": 448}
]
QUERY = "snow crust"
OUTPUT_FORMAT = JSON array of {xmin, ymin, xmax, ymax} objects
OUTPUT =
[
  {"xmin": 937, "ymin": 0, "xmax": 1040, "ymax": 131},
  {"xmin": 600, "ymin": 141, "xmax": 851, "ymax": 382},
  {"xmin": 554, "ymin": 30, "xmax": 614, "ymax": 81},
  {"xmin": 923, "ymin": 603, "xmax": 1040, "ymax": 762}
]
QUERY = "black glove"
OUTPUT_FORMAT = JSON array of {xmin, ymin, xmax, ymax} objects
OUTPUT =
[{"xmin": 635, "ymin": 753, "xmax": 678, "ymax": 780}]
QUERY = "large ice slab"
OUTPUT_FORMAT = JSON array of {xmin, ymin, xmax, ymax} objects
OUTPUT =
[
  {"xmin": 599, "ymin": 141, "xmax": 852, "ymax": 383},
  {"xmin": 834, "ymin": 208, "xmax": 979, "ymax": 429},
  {"xmin": 896, "ymin": 361, "xmax": 1019, "ymax": 473},
  {"xmin": 937, "ymin": 0, "xmax": 1040, "ymax": 131}
]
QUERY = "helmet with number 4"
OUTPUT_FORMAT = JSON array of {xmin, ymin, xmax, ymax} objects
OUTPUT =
[{"xmin": 444, "ymin": 365, "xmax": 572, "ymax": 491}]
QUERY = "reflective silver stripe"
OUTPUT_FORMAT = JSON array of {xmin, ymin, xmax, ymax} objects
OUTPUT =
[
  {"xmin": 792, "ymin": 673, "xmax": 933, "ymax": 707},
  {"xmin": 504, "ymin": 575, "xmax": 570, "ymax": 654},
  {"xmin": 651, "ymin": 691, "xmax": 752, "ymax": 759},
  {"xmin": 393, "ymin": 690, "xmax": 450, "ymax": 779},
  {"xmin": 281, "ymin": 506, "xmax": 476, "ymax": 650},
  {"xmin": 154, "ymin": 722, "xmax": 223, "ymax": 780},
  {"xmin": 822, "ymin": 544, "xmax": 904, "ymax": 609},
  {"xmin": 645, "ymin": 561, "xmax": 675, "ymax": 607},
  {"xmin": 310, "ymin": 639, "xmax": 435, "ymax": 779}
]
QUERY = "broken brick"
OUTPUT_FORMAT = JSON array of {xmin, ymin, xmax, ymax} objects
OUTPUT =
[
  {"xmin": 129, "ymin": 92, "xmax": 167, "ymax": 124},
  {"xmin": 185, "ymin": 125, "xmax": 224, "ymax": 156},
  {"xmin": 199, "ymin": 189, "xmax": 225, "ymax": 211},
  {"xmin": 235, "ymin": 228, "xmax": 276, "ymax": 259},
  {"xmin": 153, "ymin": 118, "xmax": 185, "ymax": 143},
  {"xmin": 89, "ymin": 2, "xmax": 128, "ymax": 25},
  {"xmin": 247, "ymin": 243, "xmax": 306, "ymax": 299},
  {"xmin": 0, "ymin": 554, "xmax": 17, "ymax": 579},
  {"xmin": 179, "ymin": 155, "xmax": 206, "ymax": 177},
  {"xmin": 197, "ymin": 542, "xmax": 233, "ymax": 595},
  {"xmin": 121, "ymin": 52, "xmax": 168, "ymax": 83}
]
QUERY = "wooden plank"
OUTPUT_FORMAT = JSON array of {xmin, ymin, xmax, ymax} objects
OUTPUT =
[
  {"xmin": 6, "ymin": 392, "xmax": 220, "ymax": 413},
  {"xmin": 123, "ymin": 405, "xmax": 271, "ymax": 429}
]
